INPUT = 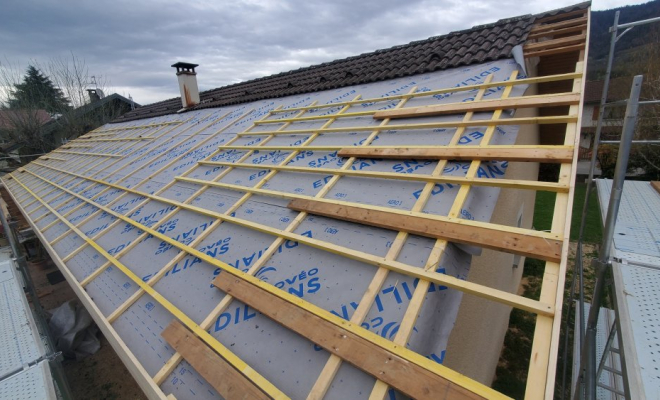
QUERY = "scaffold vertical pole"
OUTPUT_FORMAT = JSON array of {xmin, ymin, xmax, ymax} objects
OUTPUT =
[{"xmin": 579, "ymin": 75, "xmax": 642, "ymax": 400}]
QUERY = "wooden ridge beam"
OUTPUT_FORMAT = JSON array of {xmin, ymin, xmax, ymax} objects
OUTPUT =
[
  {"xmin": 161, "ymin": 321, "xmax": 269, "ymax": 400},
  {"xmin": 287, "ymin": 199, "xmax": 563, "ymax": 262},
  {"xmin": 529, "ymin": 16, "xmax": 588, "ymax": 34},
  {"xmin": 524, "ymin": 43, "xmax": 586, "ymax": 58},
  {"xmin": 198, "ymin": 160, "xmax": 569, "ymax": 192},
  {"xmin": 336, "ymin": 146, "xmax": 574, "ymax": 163},
  {"xmin": 212, "ymin": 275, "xmax": 495, "ymax": 400},
  {"xmin": 372, "ymin": 93, "xmax": 580, "ymax": 120},
  {"xmin": 523, "ymin": 34, "xmax": 586, "ymax": 52},
  {"xmin": 237, "ymin": 115, "xmax": 578, "ymax": 136}
]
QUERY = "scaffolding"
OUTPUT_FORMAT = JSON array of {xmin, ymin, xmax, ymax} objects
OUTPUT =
[{"xmin": 568, "ymin": 10, "xmax": 660, "ymax": 400}]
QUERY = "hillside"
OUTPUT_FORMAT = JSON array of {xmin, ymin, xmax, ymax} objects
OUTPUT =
[{"xmin": 588, "ymin": 0, "xmax": 660, "ymax": 79}]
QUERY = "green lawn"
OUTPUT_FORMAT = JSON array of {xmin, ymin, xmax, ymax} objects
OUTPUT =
[
  {"xmin": 532, "ymin": 183, "xmax": 603, "ymax": 244},
  {"xmin": 492, "ymin": 183, "xmax": 603, "ymax": 399}
]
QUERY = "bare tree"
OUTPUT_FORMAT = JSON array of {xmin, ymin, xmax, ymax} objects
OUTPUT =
[{"xmin": 0, "ymin": 54, "xmax": 122, "ymax": 163}]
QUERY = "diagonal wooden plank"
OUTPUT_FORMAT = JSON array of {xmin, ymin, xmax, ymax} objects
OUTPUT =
[
  {"xmin": 337, "ymin": 146, "xmax": 574, "ymax": 163},
  {"xmin": 161, "ymin": 321, "xmax": 270, "ymax": 400},
  {"xmin": 287, "ymin": 199, "xmax": 562, "ymax": 262},
  {"xmin": 372, "ymin": 93, "xmax": 580, "ymax": 120},
  {"xmin": 212, "ymin": 275, "xmax": 491, "ymax": 400}
]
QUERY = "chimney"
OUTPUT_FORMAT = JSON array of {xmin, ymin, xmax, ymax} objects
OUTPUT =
[
  {"xmin": 86, "ymin": 89, "xmax": 101, "ymax": 103},
  {"xmin": 171, "ymin": 62, "xmax": 200, "ymax": 109}
]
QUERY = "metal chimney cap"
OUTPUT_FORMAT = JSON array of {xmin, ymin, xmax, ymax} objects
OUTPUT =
[{"xmin": 171, "ymin": 62, "xmax": 199, "ymax": 74}]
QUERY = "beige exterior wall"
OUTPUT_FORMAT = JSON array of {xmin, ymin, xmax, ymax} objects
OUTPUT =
[{"xmin": 444, "ymin": 84, "xmax": 540, "ymax": 385}]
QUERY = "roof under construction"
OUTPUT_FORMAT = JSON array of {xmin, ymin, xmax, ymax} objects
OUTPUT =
[{"xmin": 1, "ymin": 3, "xmax": 590, "ymax": 399}]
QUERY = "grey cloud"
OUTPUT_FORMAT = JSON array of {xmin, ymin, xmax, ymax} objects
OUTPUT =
[{"xmin": 0, "ymin": 0, "xmax": 640, "ymax": 105}]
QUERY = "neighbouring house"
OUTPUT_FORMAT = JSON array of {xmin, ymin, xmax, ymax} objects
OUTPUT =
[
  {"xmin": 43, "ymin": 90, "xmax": 138, "ymax": 146},
  {"xmin": 0, "ymin": 92, "xmax": 137, "ymax": 168},
  {"xmin": 579, "ymin": 78, "xmax": 632, "ymax": 159},
  {"xmin": 0, "ymin": 2, "xmax": 589, "ymax": 399}
]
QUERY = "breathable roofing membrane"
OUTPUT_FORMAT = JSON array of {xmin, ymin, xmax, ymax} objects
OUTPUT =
[{"xmin": 1, "ymin": 40, "xmax": 587, "ymax": 398}]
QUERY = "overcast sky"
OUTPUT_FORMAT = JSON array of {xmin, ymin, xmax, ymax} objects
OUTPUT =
[{"xmin": 0, "ymin": 0, "xmax": 649, "ymax": 105}]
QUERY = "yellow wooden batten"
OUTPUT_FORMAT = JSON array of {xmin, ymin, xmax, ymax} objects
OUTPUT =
[
  {"xmin": 9, "ymin": 174, "xmax": 290, "ymax": 400},
  {"xmin": 10, "ymin": 169, "xmax": 511, "ymax": 400},
  {"xmin": 29, "ymin": 162, "xmax": 554, "ymax": 317},
  {"xmin": 237, "ymin": 115, "xmax": 578, "ymax": 136},
  {"xmin": 197, "ymin": 160, "xmax": 569, "ymax": 192},
  {"xmin": 269, "ymin": 72, "xmax": 582, "ymax": 114}
]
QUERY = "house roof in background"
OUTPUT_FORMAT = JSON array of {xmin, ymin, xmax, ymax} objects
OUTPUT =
[
  {"xmin": 61, "ymin": 93, "xmax": 138, "ymax": 122},
  {"xmin": 584, "ymin": 76, "xmax": 636, "ymax": 104},
  {"xmin": 113, "ymin": 2, "xmax": 590, "ymax": 123},
  {"xmin": 584, "ymin": 80, "xmax": 604, "ymax": 103},
  {"xmin": 0, "ymin": 109, "xmax": 52, "ymax": 130}
]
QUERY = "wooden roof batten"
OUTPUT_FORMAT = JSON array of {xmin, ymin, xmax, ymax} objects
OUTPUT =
[{"xmin": 0, "ymin": 3, "xmax": 590, "ymax": 400}]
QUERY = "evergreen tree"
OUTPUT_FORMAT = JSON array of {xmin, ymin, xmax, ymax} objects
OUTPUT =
[{"xmin": 8, "ymin": 65, "xmax": 70, "ymax": 113}]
